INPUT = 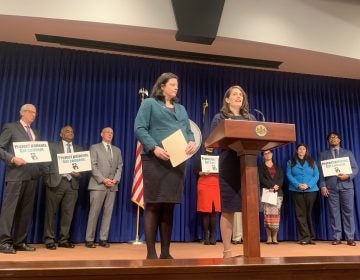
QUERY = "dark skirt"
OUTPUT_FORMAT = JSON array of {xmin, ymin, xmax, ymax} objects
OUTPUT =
[
  {"xmin": 219, "ymin": 149, "xmax": 241, "ymax": 212},
  {"xmin": 141, "ymin": 153, "xmax": 186, "ymax": 203}
]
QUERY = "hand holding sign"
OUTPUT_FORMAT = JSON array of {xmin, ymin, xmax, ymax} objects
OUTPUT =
[{"xmin": 57, "ymin": 151, "xmax": 92, "ymax": 174}]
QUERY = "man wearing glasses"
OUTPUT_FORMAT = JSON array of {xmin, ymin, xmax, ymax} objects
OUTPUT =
[
  {"xmin": 319, "ymin": 132, "xmax": 358, "ymax": 246},
  {"xmin": 0, "ymin": 104, "xmax": 41, "ymax": 254}
]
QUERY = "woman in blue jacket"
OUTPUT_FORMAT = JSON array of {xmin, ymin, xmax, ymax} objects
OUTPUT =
[{"xmin": 286, "ymin": 143, "xmax": 319, "ymax": 245}]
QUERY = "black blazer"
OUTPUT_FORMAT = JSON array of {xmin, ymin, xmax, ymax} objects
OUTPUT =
[
  {"xmin": 0, "ymin": 121, "xmax": 41, "ymax": 181},
  {"xmin": 258, "ymin": 163, "xmax": 284, "ymax": 197},
  {"xmin": 44, "ymin": 141, "xmax": 83, "ymax": 190}
]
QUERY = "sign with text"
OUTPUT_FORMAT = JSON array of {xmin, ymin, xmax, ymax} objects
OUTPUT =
[
  {"xmin": 200, "ymin": 155, "xmax": 219, "ymax": 173},
  {"xmin": 261, "ymin": 188, "xmax": 278, "ymax": 206},
  {"xmin": 13, "ymin": 141, "xmax": 51, "ymax": 163},
  {"xmin": 321, "ymin": 157, "xmax": 352, "ymax": 177},
  {"xmin": 57, "ymin": 151, "xmax": 92, "ymax": 174}
]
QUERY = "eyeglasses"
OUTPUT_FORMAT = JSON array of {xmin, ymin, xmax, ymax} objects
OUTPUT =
[
  {"xmin": 329, "ymin": 135, "xmax": 339, "ymax": 139},
  {"xmin": 24, "ymin": 110, "xmax": 37, "ymax": 115}
]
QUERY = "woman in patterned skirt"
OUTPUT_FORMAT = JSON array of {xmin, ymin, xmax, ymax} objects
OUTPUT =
[{"xmin": 258, "ymin": 150, "xmax": 284, "ymax": 244}]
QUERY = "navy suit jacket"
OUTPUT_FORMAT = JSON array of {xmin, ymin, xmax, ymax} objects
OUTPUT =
[
  {"xmin": 319, "ymin": 148, "xmax": 359, "ymax": 189},
  {"xmin": 0, "ymin": 121, "xmax": 41, "ymax": 181}
]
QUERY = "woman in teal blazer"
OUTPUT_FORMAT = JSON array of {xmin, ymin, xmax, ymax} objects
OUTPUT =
[
  {"xmin": 286, "ymin": 143, "xmax": 319, "ymax": 245},
  {"xmin": 134, "ymin": 72, "xmax": 195, "ymax": 259}
]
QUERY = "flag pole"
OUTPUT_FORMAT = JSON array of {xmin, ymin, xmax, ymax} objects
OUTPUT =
[
  {"xmin": 128, "ymin": 88, "xmax": 148, "ymax": 245},
  {"xmin": 128, "ymin": 205, "xmax": 143, "ymax": 245}
]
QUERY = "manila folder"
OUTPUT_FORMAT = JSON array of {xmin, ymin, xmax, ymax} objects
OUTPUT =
[{"xmin": 162, "ymin": 129, "xmax": 190, "ymax": 167}]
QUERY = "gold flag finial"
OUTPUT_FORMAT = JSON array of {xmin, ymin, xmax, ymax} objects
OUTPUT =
[
  {"xmin": 138, "ymin": 88, "xmax": 149, "ymax": 103},
  {"xmin": 202, "ymin": 98, "xmax": 208, "ymax": 122}
]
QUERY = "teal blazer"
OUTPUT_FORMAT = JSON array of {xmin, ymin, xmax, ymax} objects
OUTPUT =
[{"xmin": 134, "ymin": 98, "xmax": 195, "ymax": 153}]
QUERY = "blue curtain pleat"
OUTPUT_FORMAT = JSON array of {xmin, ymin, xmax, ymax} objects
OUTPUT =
[{"xmin": 1, "ymin": 42, "xmax": 360, "ymax": 243}]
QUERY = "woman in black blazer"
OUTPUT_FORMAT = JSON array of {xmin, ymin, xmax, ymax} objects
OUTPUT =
[{"xmin": 258, "ymin": 150, "xmax": 284, "ymax": 244}]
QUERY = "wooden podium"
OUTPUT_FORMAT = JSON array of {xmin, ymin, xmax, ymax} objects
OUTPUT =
[{"xmin": 205, "ymin": 120, "xmax": 296, "ymax": 258}]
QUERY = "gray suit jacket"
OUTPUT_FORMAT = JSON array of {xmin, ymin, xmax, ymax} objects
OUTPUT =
[
  {"xmin": 44, "ymin": 141, "xmax": 83, "ymax": 190},
  {"xmin": 88, "ymin": 143, "xmax": 123, "ymax": 191},
  {"xmin": 0, "ymin": 121, "xmax": 41, "ymax": 181}
]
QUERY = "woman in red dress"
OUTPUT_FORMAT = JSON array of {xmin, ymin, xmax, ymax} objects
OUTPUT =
[{"xmin": 193, "ymin": 147, "xmax": 221, "ymax": 245}]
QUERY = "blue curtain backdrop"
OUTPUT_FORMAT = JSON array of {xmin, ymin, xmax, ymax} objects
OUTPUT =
[{"xmin": 1, "ymin": 42, "xmax": 360, "ymax": 243}]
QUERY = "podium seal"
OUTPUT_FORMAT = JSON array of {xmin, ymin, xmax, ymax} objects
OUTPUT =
[{"xmin": 255, "ymin": 124, "xmax": 268, "ymax": 137}]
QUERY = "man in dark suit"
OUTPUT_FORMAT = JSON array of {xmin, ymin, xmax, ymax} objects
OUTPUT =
[
  {"xmin": 85, "ymin": 127, "xmax": 123, "ymax": 248},
  {"xmin": 43, "ymin": 125, "xmax": 83, "ymax": 250},
  {"xmin": 319, "ymin": 132, "xmax": 359, "ymax": 246},
  {"xmin": 0, "ymin": 104, "xmax": 40, "ymax": 254}
]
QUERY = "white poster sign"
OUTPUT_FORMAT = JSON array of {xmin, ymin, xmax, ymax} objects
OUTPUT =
[
  {"xmin": 261, "ymin": 188, "xmax": 278, "ymax": 206},
  {"xmin": 57, "ymin": 151, "xmax": 92, "ymax": 174},
  {"xmin": 201, "ymin": 155, "xmax": 219, "ymax": 173},
  {"xmin": 13, "ymin": 141, "xmax": 51, "ymax": 163},
  {"xmin": 321, "ymin": 157, "xmax": 352, "ymax": 177}
]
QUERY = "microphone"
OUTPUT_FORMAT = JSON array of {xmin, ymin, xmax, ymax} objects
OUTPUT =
[{"xmin": 253, "ymin": 109, "xmax": 265, "ymax": 122}]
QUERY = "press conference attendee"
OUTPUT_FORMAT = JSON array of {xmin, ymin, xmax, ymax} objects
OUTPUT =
[
  {"xmin": 319, "ymin": 132, "xmax": 358, "ymax": 246},
  {"xmin": 0, "ymin": 104, "xmax": 41, "ymax": 254},
  {"xmin": 258, "ymin": 149, "xmax": 284, "ymax": 244},
  {"xmin": 193, "ymin": 147, "xmax": 221, "ymax": 245},
  {"xmin": 286, "ymin": 143, "xmax": 319, "ymax": 245},
  {"xmin": 85, "ymin": 127, "xmax": 123, "ymax": 248},
  {"xmin": 210, "ymin": 85, "xmax": 256, "ymax": 258},
  {"xmin": 43, "ymin": 125, "xmax": 83, "ymax": 250},
  {"xmin": 134, "ymin": 72, "xmax": 196, "ymax": 259}
]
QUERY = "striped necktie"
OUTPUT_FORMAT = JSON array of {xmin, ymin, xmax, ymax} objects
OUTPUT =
[{"xmin": 26, "ymin": 126, "xmax": 33, "ymax": 141}]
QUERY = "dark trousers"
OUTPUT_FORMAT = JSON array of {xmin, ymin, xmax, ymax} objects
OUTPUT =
[
  {"xmin": 0, "ymin": 180, "xmax": 37, "ymax": 245},
  {"xmin": 291, "ymin": 191, "xmax": 317, "ymax": 242},
  {"xmin": 44, "ymin": 178, "xmax": 78, "ymax": 244}
]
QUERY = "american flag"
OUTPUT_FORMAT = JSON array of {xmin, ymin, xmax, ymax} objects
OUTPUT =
[{"xmin": 131, "ymin": 141, "xmax": 144, "ymax": 208}]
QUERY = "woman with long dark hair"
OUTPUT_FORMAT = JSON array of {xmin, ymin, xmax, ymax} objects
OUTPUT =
[
  {"xmin": 134, "ymin": 72, "xmax": 196, "ymax": 259},
  {"xmin": 286, "ymin": 143, "xmax": 319, "ymax": 245}
]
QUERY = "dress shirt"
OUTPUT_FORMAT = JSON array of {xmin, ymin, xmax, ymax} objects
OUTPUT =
[{"xmin": 20, "ymin": 119, "xmax": 35, "ymax": 141}]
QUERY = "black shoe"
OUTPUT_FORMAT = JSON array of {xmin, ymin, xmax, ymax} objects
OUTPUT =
[
  {"xmin": 332, "ymin": 240, "xmax": 342, "ymax": 245},
  {"xmin": 299, "ymin": 241, "xmax": 308, "ymax": 245},
  {"xmin": 13, "ymin": 243, "xmax": 36, "ymax": 251},
  {"xmin": 58, "ymin": 242, "xmax": 75, "ymax": 248},
  {"xmin": 0, "ymin": 243, "xmax": 16, "ymax": 254},
  {"xmin": 98, "ymin": 240, "xmax": 110, "ymax": 248},
  {"xmin": 309, "ymin": 240, "xmax": 316, "ymax": 245},
  {"xmin": 160, "ymin": 253, "xmax": 174, "ymax": 259},
  {"xmin": 347, "ymin": 240, "xmax": 356, "ymax": 246},
  {"xmin": 85, "ymin": 241, "xmax": 96, "ymax": 248},
  {"xmin": 146, "ymin": 253, "xmax": 158, "ymax": 260},
  {"xmin": 45, "ymin": 243, "xmax": 57, "ymax": 250}
]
